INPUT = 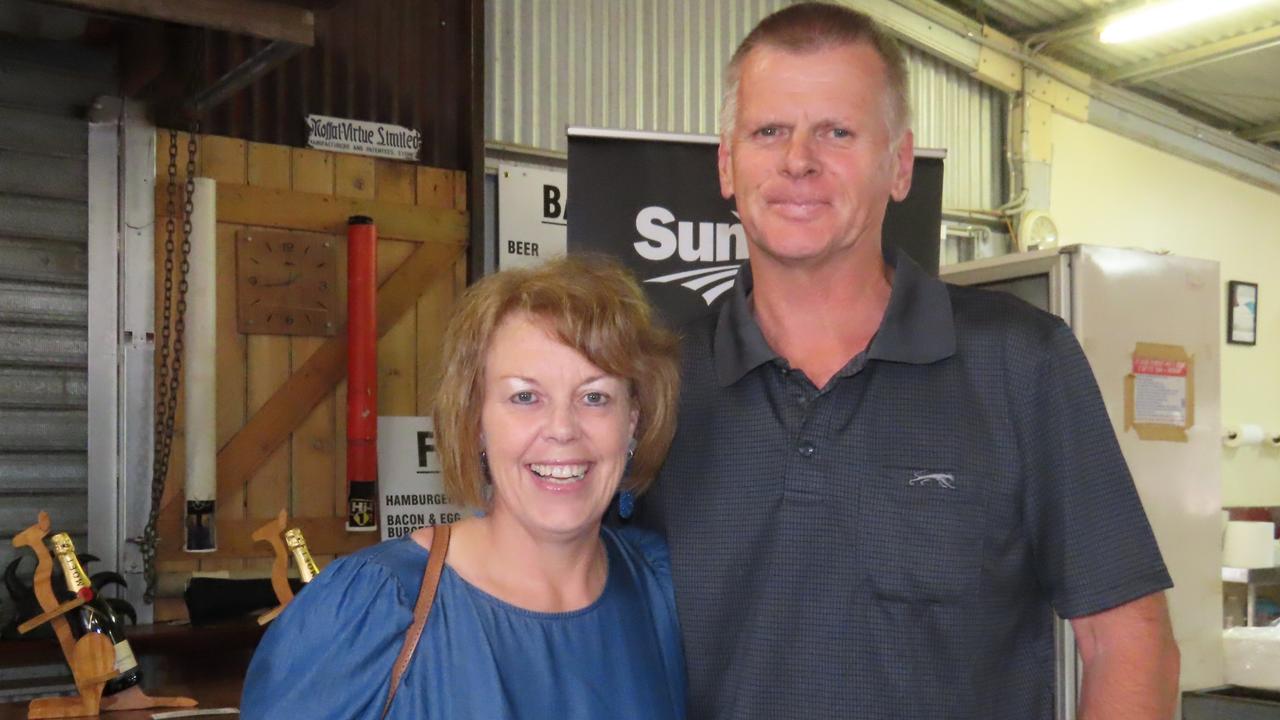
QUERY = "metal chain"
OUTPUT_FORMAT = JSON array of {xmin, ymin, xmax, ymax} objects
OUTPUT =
[
  {"xmin": 142, "ymin": 123, "xmax": 198, "ymax": 603},
  {"xmin": 141, "ymin": 34, "xmax": 206, "ymax": 603}
]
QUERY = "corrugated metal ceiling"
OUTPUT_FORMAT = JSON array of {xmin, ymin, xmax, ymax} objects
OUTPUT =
[
  {"xmin": 1150, "ymin": 47, "xmax": 1280, "ymax": 127},
  {"xmin": 939, "ymin": 0, "xmax": 1280, "ymax": 149}
]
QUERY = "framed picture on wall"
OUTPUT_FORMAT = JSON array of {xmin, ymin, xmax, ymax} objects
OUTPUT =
[{"xmin": 1228, "ymin": 281, "xmax": 1258, "ymax": 346}]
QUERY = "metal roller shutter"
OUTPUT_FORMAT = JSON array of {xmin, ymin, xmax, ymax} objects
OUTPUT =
[{"xmin": 0, "ymin": 37, "xmax": 113, "ymax": 633}]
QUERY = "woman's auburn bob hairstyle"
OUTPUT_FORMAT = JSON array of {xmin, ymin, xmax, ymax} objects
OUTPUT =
[{"xmin": 432, "ymin": 254, "xmax": 681, "ymax": 509}]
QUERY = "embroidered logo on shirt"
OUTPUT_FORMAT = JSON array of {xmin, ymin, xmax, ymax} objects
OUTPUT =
[{"xmin": 908, "ymin": 471, "xmax": 956, "ymax": 489}]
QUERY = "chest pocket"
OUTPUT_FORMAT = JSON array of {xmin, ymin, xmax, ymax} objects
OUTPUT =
[{"xmin": 857, "ymin": 465, "xmax": 986, "ymax": 603}]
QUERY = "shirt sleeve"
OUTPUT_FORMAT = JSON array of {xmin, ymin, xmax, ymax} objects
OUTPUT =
[
  {"xmin": 613, "ymin": 527, "xmax": 687, "ymax": 719},
  {"xmin": 240, "ymin": 552, "xmax": 415, "ymax": 720},
  {"xmin": 1010, "ymin": 318, "xmax": 1173, "ymax": 619}
]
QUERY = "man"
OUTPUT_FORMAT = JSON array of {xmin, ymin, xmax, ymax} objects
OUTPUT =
[{"xmin": 640, "ymin": 3, "xmax": 1180, "ymax": 719}]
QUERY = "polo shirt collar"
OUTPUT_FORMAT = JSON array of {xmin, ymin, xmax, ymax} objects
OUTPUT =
[{"xmin": 712, "ymin": 246, "xmax": 956, "ymax": 387}]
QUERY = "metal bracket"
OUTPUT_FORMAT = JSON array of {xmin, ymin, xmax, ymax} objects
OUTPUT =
[{"xmin": 185, "ymin": 40, "xmax": 306, "ymax": 117}]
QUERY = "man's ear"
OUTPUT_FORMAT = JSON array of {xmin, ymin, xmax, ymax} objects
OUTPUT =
[
  {"xmin": 718, "ymin": 138, "xmax": 735, "ymax": 201},
  {"xmin": 889, "ymin": 129, "xmax": 914, "ymax": 202}
]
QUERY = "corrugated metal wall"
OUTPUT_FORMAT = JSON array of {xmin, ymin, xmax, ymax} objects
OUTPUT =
[
  {"xmin": 0, "ymin": 37, "xmax": 111, "ymax": 625},
  {"xmin": 487, "ymin": 0, "xmax": 794, "ymax": 148},
  {"xmin": 485, "ymin": 0, "xmax": 1006, "ymax": 210},
  {"xmin": 906, "ymin": 46, "xmax": 1005, "ymax": 211}
]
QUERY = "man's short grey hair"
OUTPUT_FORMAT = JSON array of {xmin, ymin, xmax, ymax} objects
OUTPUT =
[{"xmin": 719, "ymin": 2, "xmax": 912, "ymax": 142}]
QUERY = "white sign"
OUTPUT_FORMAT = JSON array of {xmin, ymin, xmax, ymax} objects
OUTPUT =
[
  {"xmin": 377, "ymin": 416, "xmax": 466, "ymax": 540},
  {"xmin": 1132, "ymin": 357, "xmax": 1188, "ymax": 426},
  {"xmin": 497, "ymin": 162, "xmax": 567, "ymax": 269},
  {"xmin": 306, "ymin": 114, "xmax": 421, "ymax": 162}
]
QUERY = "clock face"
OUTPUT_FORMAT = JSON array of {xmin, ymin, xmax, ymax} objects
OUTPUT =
[{"xmin": 236, "ymin": 230, "xmax": 340, "ymax": 336}]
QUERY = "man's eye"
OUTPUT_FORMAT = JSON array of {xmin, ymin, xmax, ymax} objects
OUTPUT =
[
  {"xmin": 830, "ymin": 127, "xmax": 852, "ymax": 139},
  {"xmin": 755, "ymin": 126, "xmax": 779, "ymax": 138},
  {"xmin": 583, "ymin": 391, "xmax": 609, "ymax": 406},
  {"xmin": 511, "ymin": 391, "xmax": 536, "ymax": 404}
]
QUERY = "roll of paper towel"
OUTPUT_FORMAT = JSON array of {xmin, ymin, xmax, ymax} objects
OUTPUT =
[
  {"xmin": 1224, "ymin": 521, "xmax": 1276, "ymax": 568},
  {"xmin": 1224, "ymin": 424, "xmax": 1268, "ymax": 447}
]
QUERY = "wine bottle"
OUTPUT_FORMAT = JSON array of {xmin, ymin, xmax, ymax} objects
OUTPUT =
[
  {"xmin": 284, "ymin": 528, "xmax": 320, "ymax": 583},
  {"xmin": 49, "ymin": 533, "xmax": 141, "ymax": 695}
]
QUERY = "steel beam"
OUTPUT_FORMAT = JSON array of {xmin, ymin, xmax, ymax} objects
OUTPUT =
[
  {"xmin": 1141, "ymin": 85, "xmax": 1252, "ymax": 129},
  {"xmin": 44, "ymin": 0, "xmax": 314, "ymax": 45},
  {"xmin": 1089, "ymin": 86, "xmax": 1280, "ymax": 192},
  {"xmin": 86, "ymin": 96, "xmax": 121, "ymax": 616},
  {"xmin": 838, "ymin": 0, "xmax": 1280, "ymax": 194},
  {"xmin": 118, "ymin": 99, "xmax": 157, "ymax": 622},
  {"xmin": 1240, "ymin": 120, "xmax": 1280, "ymax": 143},
  {"xmin": 1020, "ymin": 0, "xmax": 1150, "ymax": 49},
  {"xmin": 185, "ymin": 39, "xmax": 305, "ymax": 115}
]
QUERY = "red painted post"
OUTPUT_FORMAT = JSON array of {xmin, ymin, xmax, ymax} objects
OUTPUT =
[{"xmin": 346, "ymin": 215, "xmax": 378, "ymax": 532}]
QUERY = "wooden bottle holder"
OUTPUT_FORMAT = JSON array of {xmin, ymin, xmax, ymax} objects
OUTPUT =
[
  {"xmin": 11, "ymin": 512, "xmax": 198, "ymax": 719},
  {"xmin": 252, "ymin": 510, "xmax": 294, "ymax": 625}
]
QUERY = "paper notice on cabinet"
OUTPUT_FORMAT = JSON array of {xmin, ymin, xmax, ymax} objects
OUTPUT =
[
  {"xmin": 1132, "ymin": 357, "xmax": 1187, "ymax": 425},
  {"xmin": 1124, "ymin": 343, "xmax": 1194, "ymax": 442}
]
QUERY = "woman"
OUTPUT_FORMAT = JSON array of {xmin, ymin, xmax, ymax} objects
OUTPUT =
[{"xmin": 241, "ymin": 255, "xmax": 683, "ymax": 719}]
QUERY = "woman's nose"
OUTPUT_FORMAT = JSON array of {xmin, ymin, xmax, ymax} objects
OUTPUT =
[{"xmin": 543, "ymin": 400, "xmax": 581, "ymax": 442}]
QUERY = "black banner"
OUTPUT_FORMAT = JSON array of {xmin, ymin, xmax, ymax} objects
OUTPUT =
[{"xmin": 567, "ymin": 132, "xmax": 943, "ymax": 328}]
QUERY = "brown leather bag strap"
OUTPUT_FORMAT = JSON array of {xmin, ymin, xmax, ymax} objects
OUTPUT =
[{"xmin": 380, "ymin": 523, "xmax": 452, "ymax": 719}]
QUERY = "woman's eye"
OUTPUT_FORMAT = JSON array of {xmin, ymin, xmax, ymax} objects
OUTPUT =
[
  {"xmin": 511, "ymin": 391, "xmax": 536, "ymax": 404},
  {"xmin": 583, "ymin": 391, "xmax": 608, "ymax": 406}
]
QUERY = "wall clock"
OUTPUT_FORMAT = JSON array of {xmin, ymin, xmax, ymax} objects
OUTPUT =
[
  {"xmin": 1017, "ymin": 210, "xmax": 1059, "ymax": 253},
  {"xmin": 236, "ymin": 229, "xmax": 340, "ymax": 336}
]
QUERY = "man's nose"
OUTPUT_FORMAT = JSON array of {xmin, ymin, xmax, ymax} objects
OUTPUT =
[{"xmin": 782, "ymin": 134, "xmax": 819, "ymax": 177}]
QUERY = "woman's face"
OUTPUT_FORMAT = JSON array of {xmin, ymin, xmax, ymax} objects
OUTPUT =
[{"xmin": 480, "ymin": 312, "xmax": 638, "ymax": 542}]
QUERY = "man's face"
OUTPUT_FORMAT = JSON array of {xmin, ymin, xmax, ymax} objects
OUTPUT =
[{"xmin": 719, "ymin": 42, "xmax": 914, "ymax": 269}]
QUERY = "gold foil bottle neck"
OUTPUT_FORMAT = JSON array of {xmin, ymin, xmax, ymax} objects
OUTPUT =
[
  {"xmin": 49, "ymin": 533, "xmax": 90, "ymax": 592},
  {"xmin": 49, "ymin": 532, "xmax": 75, "ymax": 555},
  {"xmin": 285, "ymin": 528, "xmax": 320, "ymax": 583}
]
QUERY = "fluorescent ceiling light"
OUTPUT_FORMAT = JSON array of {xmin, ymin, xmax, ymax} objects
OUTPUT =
[{"xmin": 1100, "ymin": 0, "xmax": 1273, "ymax": 44}]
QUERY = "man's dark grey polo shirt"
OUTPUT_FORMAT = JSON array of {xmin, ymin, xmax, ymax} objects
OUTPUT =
[{"xmin": 641, "ymin": 249, "xmax": 1172, "ymax": 720}]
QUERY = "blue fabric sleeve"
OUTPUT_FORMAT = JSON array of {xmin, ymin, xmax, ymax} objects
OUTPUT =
[
  {"xmin": 240, "ymin": 551, "xmax": 416, "ymax": 720},
  {"xmin": 616, "ymin": 525, "xmax": 672, "ymax": 575},
  {"xmin": 612, "ymin": 526, "xmax": 687, "ymax": 715}
]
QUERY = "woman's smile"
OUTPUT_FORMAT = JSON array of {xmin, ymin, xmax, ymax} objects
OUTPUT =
[{"xmin": 528, "ymin": 462, "xmax": 591, "ymax": 486}]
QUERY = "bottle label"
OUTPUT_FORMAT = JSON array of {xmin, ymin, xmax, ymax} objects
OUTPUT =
[{"xmin": 113, "ymin": 640, "xmax": 138, "ymax": 673}]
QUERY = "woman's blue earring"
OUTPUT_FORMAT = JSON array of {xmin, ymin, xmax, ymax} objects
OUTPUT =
[{"xmin": 618, "ymin": 438, "xmax": 637, "ymax": 519}]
